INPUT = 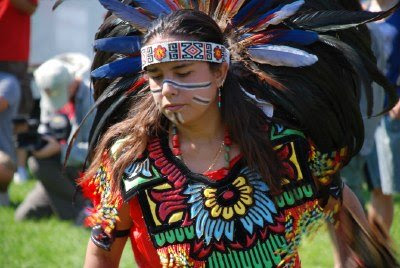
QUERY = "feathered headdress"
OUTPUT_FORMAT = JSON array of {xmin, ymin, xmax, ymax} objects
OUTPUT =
[{"xmin": 55, "ymin": 0, "xmax": 399, "ymax": 163}]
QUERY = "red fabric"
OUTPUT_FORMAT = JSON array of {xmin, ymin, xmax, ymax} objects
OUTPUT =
[
  {"xmin": 129, "ymin": 197, "xmax": 162, "ymax": 268},
  {"xmin": 203, "ymin": 153, "xmax": 243, "ymax": 180},
  {"xmin": 58, "ymin": 101, "xmax": 76, "ymax": 121},
  {"xmin": 0, "ymin": 0, "xmax": 37, "ymax": 61}
]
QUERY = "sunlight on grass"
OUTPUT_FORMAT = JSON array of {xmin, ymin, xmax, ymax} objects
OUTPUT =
[{"xmin": 0, "ymin": 181, "xmax": 135, "ymax": 268}]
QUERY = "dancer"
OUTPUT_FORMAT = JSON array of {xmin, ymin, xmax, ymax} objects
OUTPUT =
[{"xmin": 53, "ymin": 0, "xmax": 400, "ymax": 267}]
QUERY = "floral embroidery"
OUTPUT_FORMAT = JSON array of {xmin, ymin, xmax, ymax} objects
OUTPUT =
[
  {"xmin": 203, "ymin": 176, "xmax": 253, "ymax": 220},
  {"xmin": 154, "ymin": 45, "xmax": 167, "ymax": 61},
  {"xmin": 213, "ymin": 46, "xmax": 223, "ymax": 60},
  {"xmin": 184, "ymin": 167, "xmax": 279, "ymax": 245}
]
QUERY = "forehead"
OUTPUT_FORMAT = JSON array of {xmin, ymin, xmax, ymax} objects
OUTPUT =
[
  {"xmin": 146, "ymin": 34, "xmax": 185, "ymax": 45},
  {"xmin": 145, "ymin": 61, "xmax": 207, "ymax": 72}
]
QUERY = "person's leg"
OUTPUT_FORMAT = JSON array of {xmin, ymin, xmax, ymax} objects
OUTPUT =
[
  {"xmin": 332, "ymin": 157, "xmax": 367, "ymax": 267},
  {"xmin": 369, "ymin": 188, "xmax": 394, "ymax": 231},
  {"xmin": 27, "ymin": 155, "xmax": 85, "ymax": 220},
  {"xmin": 367, "ymin": 116, "xmax": 399, "ymax": 234},
  {"xmin": 13, "ymin": 148, "xmax": 29, "ymax": 183},
  {"xmin": 0, "ymin": 61, "xmax": 33, "ymax": 116},
  {"xmin": 0, "ymin": 151, "xmax": 15, "ymax": 206},
  {"xmin": 15, "ymin": 181, "xmax": 53, "ymax": 220}
]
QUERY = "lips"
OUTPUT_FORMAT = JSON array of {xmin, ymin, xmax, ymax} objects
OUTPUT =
[{"xmin": 164, "ymin": 104, "xmax": 185, "ymax": 111}]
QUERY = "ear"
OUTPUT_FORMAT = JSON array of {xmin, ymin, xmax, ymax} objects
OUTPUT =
[{"xmin": 213, "ymin": 62, "xmax": 229, "ymax": 87}]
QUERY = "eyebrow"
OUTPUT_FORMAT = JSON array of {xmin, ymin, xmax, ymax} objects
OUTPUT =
[{"xmin": 146, "ymin": 62, "xmax": 194, "ymax": 73}]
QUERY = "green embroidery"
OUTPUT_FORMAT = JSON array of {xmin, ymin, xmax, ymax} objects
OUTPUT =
[
  {"xmin": 123, "ymin": 165, "xmax": 163, "ymax": 193},
  {"xmin": 275, "ymin": 184, "xmax": 314, "ymax": 207},
  {"xmin": 207, "ymin": 235, "xmax": 286, "ymax": 268},
  {"xmin": 283, "ymin": 191, "xmax": 295, "ymax": 205},
  {"xmin": 275, "ymin": 195, "xmax": 286, "ymax": 208},
  {"xmin": 302, "ymin": 185, "xmax": 313, "ymax": 197},
  {"xmin": 270, "ymin": 124, "xmax": 305, "ymax": 141},
  {"xmin": 154, "ymin": 226, "xmax": 195, "ymax": 247},
  {"xmin": 292, "ymin": 187, "xmax": 304, "ymax": 200}
]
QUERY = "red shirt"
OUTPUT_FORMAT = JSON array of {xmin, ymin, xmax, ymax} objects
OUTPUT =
[{"xmin": 0, "ymin": 0, "xmax": 38, "ymax": 61}]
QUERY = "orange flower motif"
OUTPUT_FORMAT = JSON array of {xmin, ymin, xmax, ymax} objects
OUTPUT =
[
  {"xmin": 214, "ymin": 47, "xmax": 223, "ymax": 60},
  {"xmin": 154, "ymin": 45, "xmax": 167, "ymax": 61}
]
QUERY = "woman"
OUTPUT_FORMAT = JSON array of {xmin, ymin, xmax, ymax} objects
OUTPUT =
[{"xmin": 74, "ymin": 1, "xmax": 399, "ymax": 267}]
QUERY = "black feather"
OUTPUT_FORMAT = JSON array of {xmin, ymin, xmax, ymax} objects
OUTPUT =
[
  {"xmin": 87, "ymin": 92, "xmax": 130, "ymax": 162},
  {"xmin": 290, "ymin": 3, "xmax": 400, "ymax": 32},
  {"xmin": 52, "ymin": 0, "xmax": 65, "ymax": 10},
  {"xmin": 318, "ymin": 35, "xmax": 373, "ymax": 116}
]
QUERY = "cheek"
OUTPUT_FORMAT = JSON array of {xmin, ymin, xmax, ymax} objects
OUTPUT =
[
  {"xmin": 189, "ymin": 88, "xmax": 217, "ymax": 106},
  {"xmin": 150, "ymin": 92, "xmax": 162, "ymax": 107}
]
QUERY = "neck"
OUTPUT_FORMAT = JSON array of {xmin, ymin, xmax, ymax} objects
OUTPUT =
[{"xmin": 175, "ymin": 103, "xmax": 223, "ymax": 144}]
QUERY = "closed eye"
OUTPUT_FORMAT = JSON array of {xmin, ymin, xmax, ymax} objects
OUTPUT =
[
  {"xmin": 176, "ymin": 71, "xmax": 192, "ymax": 78},
  {"xmin": 149, "ymin": 74, "xmax": 163, "ymax": 81}
]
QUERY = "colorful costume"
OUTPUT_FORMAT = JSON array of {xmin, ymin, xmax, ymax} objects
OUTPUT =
[
  {"xmin": 53, "ymin": 0, "xmax": 400, "ymax": 267},
  {"xmin": 82, "ymin": 123, "xmax": 346, "ymax": 267}
]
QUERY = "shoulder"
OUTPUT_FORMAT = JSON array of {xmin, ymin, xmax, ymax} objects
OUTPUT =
[{"xmin": 267, "ymin": 122, "xmax": 347, "ymax": 194}]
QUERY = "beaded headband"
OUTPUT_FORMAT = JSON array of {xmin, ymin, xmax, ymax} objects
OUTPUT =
[{"xmin": 141, "ymin": 41, "xmax": 230, "ymax": 69}]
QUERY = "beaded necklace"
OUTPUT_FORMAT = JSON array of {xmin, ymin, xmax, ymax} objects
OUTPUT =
[{"xmin": 171, "ymin": 124, "xmax": 232, "ymax": 173}]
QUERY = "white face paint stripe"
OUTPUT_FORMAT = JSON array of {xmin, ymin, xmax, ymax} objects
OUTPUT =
[
  {"xmin": 151, "ymin": 79, "xmax": 212, "ymax": 92},
  {"xmin": 176, "ymin": 113, "xmax": 184, "ymax": 124},
  {"xmin": 192, "ymin": 95, "xmax": 211, "ymax": 105},
  {"xmin": 150, "ymin": 88, "xmax": 162, "ymax": 93}
]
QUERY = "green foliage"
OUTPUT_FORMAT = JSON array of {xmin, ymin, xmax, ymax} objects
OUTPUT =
[{"xmin": 0, "ymin": 181, "xmax": 399, "ymax": 267}]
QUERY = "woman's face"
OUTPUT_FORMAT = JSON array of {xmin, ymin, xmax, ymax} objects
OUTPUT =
[{"xmin": 145, "ymin": 36, "xmax": 227, "ymax": 125}]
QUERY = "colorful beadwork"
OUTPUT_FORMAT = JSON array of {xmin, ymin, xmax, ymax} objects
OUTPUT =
[{"xmin": 141, "ymin": 41, "xmax": 230, "ymax": 69}]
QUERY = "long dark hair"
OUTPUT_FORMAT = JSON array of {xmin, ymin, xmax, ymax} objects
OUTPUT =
[{"xmin": 83, "ymin": 10, "xmax": 283, "ymax": 198}]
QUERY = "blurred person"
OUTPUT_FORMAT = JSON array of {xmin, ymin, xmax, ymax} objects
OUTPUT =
[
  {"xmin": 0, "ymin": 0, "xmax": 39, "ymax": 183},
  {"xmin": 0, "ymin": 72, "xmax": 21, "ymax": 206},
  {"xmin": 0, "ymin": 0, "xmax": 38, "ymax": 115},
  {"xmin": 15, "ymin": 54, "xmax": 94, "ymax": 223},
  {"xmin": 363, "ymin": 0, "xmax": 400, "ymax": 236}
]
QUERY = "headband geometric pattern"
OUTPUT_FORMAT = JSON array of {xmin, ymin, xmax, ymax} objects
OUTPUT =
[{"xmin": 141, "ymin": 41, "xmax": 230, "ymax": 69}]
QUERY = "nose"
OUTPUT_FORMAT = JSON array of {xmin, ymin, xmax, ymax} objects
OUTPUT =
[{"xmin": 161, "ymin": 80, "xmax": 178, "ymax": 97}]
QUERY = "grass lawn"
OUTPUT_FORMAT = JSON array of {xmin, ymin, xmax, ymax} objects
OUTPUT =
[{"xmin": 1, "ymin": 180, "xmax": 399, "ymax": 267}]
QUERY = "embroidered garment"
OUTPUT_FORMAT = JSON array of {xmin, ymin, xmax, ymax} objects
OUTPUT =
[{"xmin": 83, "ymin": 123, "xmax": 347, "ymax": 267}]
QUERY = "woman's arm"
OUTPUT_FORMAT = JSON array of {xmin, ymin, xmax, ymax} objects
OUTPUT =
[
  {"xmin": 84, "ymin": 203, "xmax": 132, "ymax": 268},
  {"xmin": 332, "ymin": 184, "xmax": 398, "ymax": 267},
  {"xmin": 330, "ymin": 184, "xmax": 368, "ymax": 268}
]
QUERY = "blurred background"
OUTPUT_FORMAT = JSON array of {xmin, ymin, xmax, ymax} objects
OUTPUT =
[{"xmin": 0, "ymin": 0, "xmax": 399, "ymax": 267}]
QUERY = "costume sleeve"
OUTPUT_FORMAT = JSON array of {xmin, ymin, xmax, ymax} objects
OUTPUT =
[
  {"xmin": 307, "ymin": 139, "xmax": 348, "ymax": 207},
  {"xmin": 80, "ymin": 152, "xmax": 123, "ymax": 251}
]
